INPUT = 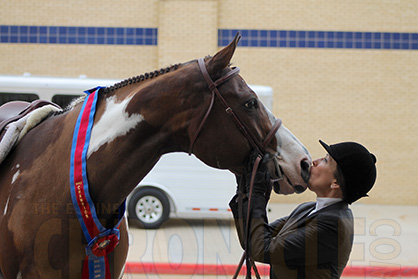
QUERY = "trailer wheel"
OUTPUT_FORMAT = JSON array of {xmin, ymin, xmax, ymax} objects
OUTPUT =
[{"xmin": 128, "ymin": 187, "xmax": 170, "ymax": 229}]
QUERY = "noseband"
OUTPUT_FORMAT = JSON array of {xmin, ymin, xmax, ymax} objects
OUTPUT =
[{"xmin": 189, "ymin": 57, "xmax": 282, "ymax": 157}]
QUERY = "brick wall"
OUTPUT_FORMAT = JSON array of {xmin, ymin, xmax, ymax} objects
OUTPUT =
[{"xmin": 1, "ymin": 0, "xmax": 417, "ymax": 204}]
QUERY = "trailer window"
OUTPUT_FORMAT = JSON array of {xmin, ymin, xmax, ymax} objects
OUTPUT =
[
  {"xmin": 52, "ymin": 94, "xmax": 83, "ymax": 108},
  {"xmin": 0, "ymin": 92, "xmax": 39, "ymax": 105}
]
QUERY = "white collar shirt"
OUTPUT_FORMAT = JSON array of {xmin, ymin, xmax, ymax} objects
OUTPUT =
[{"xmin": 308, "ymin": 197, "xmax": 343, "ymax": 216}]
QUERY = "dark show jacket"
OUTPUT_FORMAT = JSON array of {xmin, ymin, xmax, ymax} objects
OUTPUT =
[{"xmin": 230, "ymin": 194, "xmax": 354, "ymax": 279}]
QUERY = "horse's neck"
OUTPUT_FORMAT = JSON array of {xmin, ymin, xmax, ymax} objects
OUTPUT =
[{"xmin": 85, "ymin": 85, "xmax": 191, "ymax": 208}]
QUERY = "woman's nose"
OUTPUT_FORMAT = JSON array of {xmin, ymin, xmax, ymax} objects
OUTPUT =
[{"xmin": 312, "ymin": 159, "xmax": 319, "ymax": 167}]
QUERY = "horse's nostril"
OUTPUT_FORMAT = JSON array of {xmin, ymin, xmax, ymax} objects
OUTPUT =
[
  {"xmin": 301, "ymin": 159, "xmax": 310, "ymax": 170},
  {"xmin": 301, "ymin": 159, "xmax": 310, "ymax": 183},
  {"xmin": 294, "ymin": 185, "xmax": 306, "ymax": 194}
]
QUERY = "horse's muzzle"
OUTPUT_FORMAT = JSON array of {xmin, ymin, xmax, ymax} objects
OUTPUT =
[
  {"xmin": 294, "ymin": 184, "xmax": 307, "ymax": 194},
  {"xmin": 268, "ymin": 154, "xmax": 310, "ymax": 195},
  {"xmin": 301, "ymin": 159, "xmax": 311, "ymax": 183},
  {"xmin": 293, "ymin": 159, "xmax": 311, "ymax": 193}
]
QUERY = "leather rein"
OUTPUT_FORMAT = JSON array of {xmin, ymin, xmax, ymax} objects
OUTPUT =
[
  {"xmin": 192, "ymin": 57, "xmax": 283, "ymax": 278},
  {"xmin": 189, "ymin": 58, "xmax": 282, "ymax": 157}
]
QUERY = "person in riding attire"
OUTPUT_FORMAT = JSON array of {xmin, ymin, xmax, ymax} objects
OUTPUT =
[{"xmin": 230, "ymin": 140, "xmax": 377, "ymax": 279}]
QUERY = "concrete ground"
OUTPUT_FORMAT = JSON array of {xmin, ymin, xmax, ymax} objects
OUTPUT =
[{"xmin": 122, "ymin": 203, "xmax": 418, "ymax": 278}]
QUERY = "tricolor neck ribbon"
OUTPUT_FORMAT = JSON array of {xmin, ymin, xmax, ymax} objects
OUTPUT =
[{"xmin": 70, "ymin": 87, "xmax": 126, "ymax": 279}]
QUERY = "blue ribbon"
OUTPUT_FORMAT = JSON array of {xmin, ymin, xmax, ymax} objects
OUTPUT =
[{"xmin": 70, "ymin": 87, "xmax": 126, "ymax": 279}]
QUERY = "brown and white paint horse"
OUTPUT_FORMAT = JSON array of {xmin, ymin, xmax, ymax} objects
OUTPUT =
[{"xmin": 0, "ymin": 35, "xmax": 311, "ymax": 278}]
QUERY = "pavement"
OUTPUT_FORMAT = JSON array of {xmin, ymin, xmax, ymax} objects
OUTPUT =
[{"xmin": 122, "ymin": 203, "xmax": 418, "ymax": 278}]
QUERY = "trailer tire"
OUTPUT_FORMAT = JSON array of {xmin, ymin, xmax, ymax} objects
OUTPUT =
[{"xmin": 128, "ymin": 187, "xmax": 170, "ymax": 229}]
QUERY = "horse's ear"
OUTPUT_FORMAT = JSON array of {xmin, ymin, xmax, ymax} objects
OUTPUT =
[{"xmin": 207, "ymin": 32, "xmax": 241, "ymax": 76}]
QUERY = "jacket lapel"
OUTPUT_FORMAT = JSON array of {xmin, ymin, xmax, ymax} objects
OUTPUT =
[
  {"xmin": 280, "ymin": 202, "xmax": 316, "ymax": 232},
  {"xmin": 278, "ymin": 201, "xmax": 349, "ymax": 234}
]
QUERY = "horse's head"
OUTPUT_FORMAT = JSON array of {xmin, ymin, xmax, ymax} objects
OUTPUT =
[
  {"xmin": 190, "ymin": 33, "xmax": 312, "ymax": 195},
  {"xmin": 100, "ymin": 33, "xmax": 310, "ymax": 196}
]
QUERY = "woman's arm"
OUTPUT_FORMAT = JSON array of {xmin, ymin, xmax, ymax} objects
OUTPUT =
[{"xmin": 245, "ymin": 195, "xmax": 351, "ymax": 268}]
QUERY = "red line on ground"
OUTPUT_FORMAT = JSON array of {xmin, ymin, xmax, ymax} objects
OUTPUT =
[{"xmin": 124, "ymin": 262, "xmax": 418, "ymax": 277}]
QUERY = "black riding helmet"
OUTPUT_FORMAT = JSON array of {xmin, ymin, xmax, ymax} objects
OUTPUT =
[{"xmin": 319, "ymin": 140, "xmax": 377, "ymax": 204}]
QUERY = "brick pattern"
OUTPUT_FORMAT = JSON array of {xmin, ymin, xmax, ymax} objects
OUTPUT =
[
  {"xmin": 157, "ymin": 0, "xmax": 218, "ymax": 67},
  {"xmin": 1, "ymin": 0, "xmax": 417, "ymax": 204}
]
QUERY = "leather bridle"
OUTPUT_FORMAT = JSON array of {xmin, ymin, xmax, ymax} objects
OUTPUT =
[
  {"xmin": 191, "ymin": 57, "xmax": 284, "ymax": 279},
  {"xmin": 188, "ymin": 57, "xmax": 282, "ymax": 157}
]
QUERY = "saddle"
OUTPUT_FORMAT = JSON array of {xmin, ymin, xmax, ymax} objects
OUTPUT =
[
  {"xmin": 0, "ymin": 100, "xmax": 62, "ymax": 165},
  {"xmin": 0, "ymin": 100, "xmax": 62, "ymax": 137}
]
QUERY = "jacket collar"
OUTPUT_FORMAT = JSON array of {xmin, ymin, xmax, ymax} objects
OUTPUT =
[{"xmin": 281, "ymin": 201, "xmax": 349, "ymax": 232}]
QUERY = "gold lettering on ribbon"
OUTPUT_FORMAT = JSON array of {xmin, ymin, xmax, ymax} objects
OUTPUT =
[{"xmin": 76, "ymin": 182, "xmax": 89, "ymax": 218}]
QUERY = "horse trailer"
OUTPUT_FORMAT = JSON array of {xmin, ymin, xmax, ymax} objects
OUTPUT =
[{"xmin": 0, "ymin": 74, "xmax": 273, "ymax": 229}]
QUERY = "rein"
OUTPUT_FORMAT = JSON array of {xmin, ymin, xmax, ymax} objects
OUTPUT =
[
  {"xmin": 242, "ymin": 155, "xmax": 263, "ymax": 279},
  {"xmin": 70, "ymin": 87, "xmax": 126, "ymax": 279},
  {"xmin": 192, "ymin": 58, "xmax": 282, "ymax": 278}
]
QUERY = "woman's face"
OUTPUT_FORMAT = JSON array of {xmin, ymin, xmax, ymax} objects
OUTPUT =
[{"xmin": 308, "ymin": 154, "xmax": 338, "ymax": 196}]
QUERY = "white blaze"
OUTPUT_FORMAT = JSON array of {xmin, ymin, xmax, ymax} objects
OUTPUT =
[{"xmin": 87, "ymin": 95, "xmax": 144, "ymax": 158}]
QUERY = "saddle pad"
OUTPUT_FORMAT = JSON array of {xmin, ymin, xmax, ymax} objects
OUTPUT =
[{"xmin": 0, "ymin": 105, "xmax": 61, "ymax": 165}]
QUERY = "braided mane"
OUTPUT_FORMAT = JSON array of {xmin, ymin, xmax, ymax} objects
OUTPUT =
[
  {"xmin": 49, "ymin": 63, "xmax": 182, "ymax": 117},
  {"xmin": 103, "ymin": 64, "xmax": 181, "ymax": 93}
]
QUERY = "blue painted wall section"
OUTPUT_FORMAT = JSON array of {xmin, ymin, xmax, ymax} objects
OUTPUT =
[
  {"xmin": 0, "ymin": 25, "xmax": 158, "ymax": 46},
  {"xmin": 218, "ymin": 29, "xmax": 418, "ymax": 50},
  {"xmin": 2, "ymin": 25, "xmax": 418, "ymax": 50}
]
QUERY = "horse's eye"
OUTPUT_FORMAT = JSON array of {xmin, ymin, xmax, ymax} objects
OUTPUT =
[{"xmin": 244, "ymin": 99, "xmax": 258, "ymax": 110}]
